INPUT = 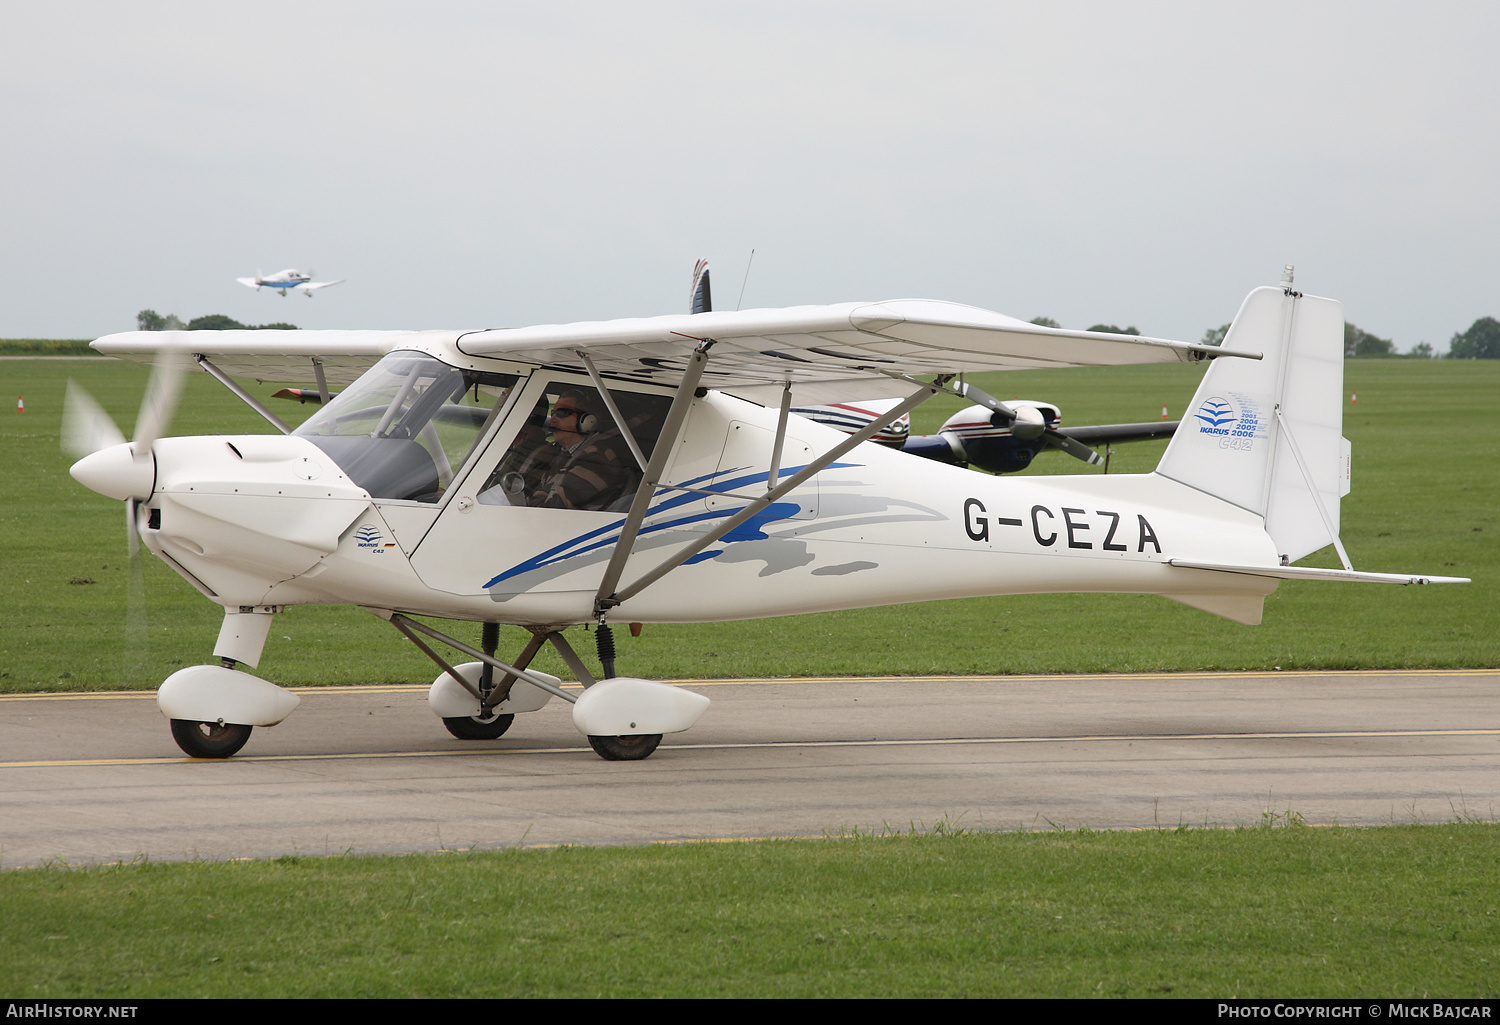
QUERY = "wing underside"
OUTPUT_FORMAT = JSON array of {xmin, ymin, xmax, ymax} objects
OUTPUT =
[
  {"xmin": 455, "ymin": 300, "xmax": 1249, "ymax": 403},
  {"xmin": 91, "ymin": 330, "xmax": 425, "ymax": 385},
  {"xmin": 91, "ymin": 300, "xmax": 1249, "ymax": 397}
]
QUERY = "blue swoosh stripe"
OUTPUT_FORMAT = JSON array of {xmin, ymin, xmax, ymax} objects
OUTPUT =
[{"xmin": 481, "ymin": 461, "xmax": 857, "ymax": 588}]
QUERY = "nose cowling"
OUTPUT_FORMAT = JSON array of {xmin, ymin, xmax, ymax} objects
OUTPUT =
[{"xmin": 70, "ymin": 442, "xmax": 154, "ymax": 501}]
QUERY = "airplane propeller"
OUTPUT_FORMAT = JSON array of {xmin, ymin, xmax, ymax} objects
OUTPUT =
[
  {"xmin": 63, "ymin": 350, "xmax": 190, "ymax": 670},
  {"xmin": 958, "ymin": 381, "xmax": 1104, "ymax": 466}
]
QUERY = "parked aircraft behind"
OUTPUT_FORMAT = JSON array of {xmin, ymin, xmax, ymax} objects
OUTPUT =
[{"xmin": 689, "ymin": 263, "xmax": 1176, "ymax": 474}]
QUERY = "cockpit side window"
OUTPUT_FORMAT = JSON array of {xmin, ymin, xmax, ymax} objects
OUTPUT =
[
  {"xmin": 295, "ymin": 352, "xmax": 519, "ymax": 503},
  {"xmin": 476, "ymin": 378, "xmax": 671, "ymax": 512}
]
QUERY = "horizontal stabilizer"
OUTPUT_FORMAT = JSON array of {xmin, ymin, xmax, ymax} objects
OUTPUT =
[{"xmin": 1169, "ymin": 559, "xmax": 1469, "ymax": 585}]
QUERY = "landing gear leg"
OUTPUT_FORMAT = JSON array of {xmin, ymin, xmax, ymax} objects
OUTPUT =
[
  {"xmin": 440, "ymin": 622, "xmax": 522, "ymax": 740},
  {"xmin": 585, "ymin": 614, "xmax": 662, "ymax": 760},
  {"xmin": 160, "ymin": 607, "xmax": 287, "ymax": 758}
]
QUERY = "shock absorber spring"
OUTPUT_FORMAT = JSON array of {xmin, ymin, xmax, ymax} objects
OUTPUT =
[{"xmin": 595, "ymin": 616, "xmax": 617, "ymax": 680}]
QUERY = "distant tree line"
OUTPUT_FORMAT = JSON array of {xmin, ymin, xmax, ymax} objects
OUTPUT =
[
  {"xmin": 1029, "ymin": 316, "xmax": 1141, "ymax": 335},
  {"xmin": 1047, "ymin": 315, "xmax": 1500, "ymax": 358},
  {"xmin": 1447, "ymin": 317, "xmax": 1500, "ymax": 359},
  {"xmin": 137, "ymin": 310, "xmax": 297, "ymax": 332}
]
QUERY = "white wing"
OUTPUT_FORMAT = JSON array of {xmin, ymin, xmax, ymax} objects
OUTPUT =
[
  {"xmin": 236, "ymin": 277, "xmax": 260, "ymax": 289},
  {"xmin": 297, "ymin": 279, "xmax": 345, "ymax": 296},
  {"xmin": 456, "ymin": 299, "xmax": 1252, "ymax": 403},
  {"xmin": 91, "ymin": 329, "xmax": 426, "ymax": 385},
  {"xmin": 91, "ymin": 299, "xmax": 1252, "ymax": 397}
]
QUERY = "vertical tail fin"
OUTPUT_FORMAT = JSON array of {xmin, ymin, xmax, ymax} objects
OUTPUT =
[
  {"xmin": 689, "ymin": 259, "xmax": 712, "ymax": 314},
  {"xmin": 1155, "ymin": 285, "xmax": 1350, "ymax": 565}
]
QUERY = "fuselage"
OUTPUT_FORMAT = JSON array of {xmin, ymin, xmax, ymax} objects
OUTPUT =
[
  {"xmin": 255, "ymin": 269, "xmax": 312, "ymax": 290},
  {"xmin": 121, "ymin": 341, "xmax": 1278, "ymax": 628}
]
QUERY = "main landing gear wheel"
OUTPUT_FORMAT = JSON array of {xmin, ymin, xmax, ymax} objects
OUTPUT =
[
  {"xmin": 170, "ymin": 719, "xmax": 253, "ymax": 759},
  {"xmin": 588, "ymin": 734, "xmax": 662, "ymax": 761},
  {"xmin": 442, "ymin": 713, "xmax": 515, "ymax": 740}
]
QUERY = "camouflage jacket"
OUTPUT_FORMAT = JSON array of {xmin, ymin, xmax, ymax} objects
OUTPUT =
[{"xmin": 527, "ymin": 430, "xmax": 637, "ymax": 511}]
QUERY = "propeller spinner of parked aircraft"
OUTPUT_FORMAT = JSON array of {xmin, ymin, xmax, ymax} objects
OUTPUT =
[
  {"xmin": 64, "ymin": 266, "xmax": 1466, "ymax": 761},
  {"xmin": 236, "ymin": 269, "xmax": 344, "ymax": 298}
]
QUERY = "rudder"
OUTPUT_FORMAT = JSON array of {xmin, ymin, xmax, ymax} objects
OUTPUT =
[{"xmin": 1155, "ymin": 284, "xmax": 1349, "ymax": 565}]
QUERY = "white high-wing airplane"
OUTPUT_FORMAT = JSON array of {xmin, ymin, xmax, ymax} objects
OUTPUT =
[
  {"xmin": 65, "ymin": 272, "xmax": 1466, "ymax": 762},
  {"xmin": 236, "ymin": 269, "xmax": 344, "ymax": 297}
]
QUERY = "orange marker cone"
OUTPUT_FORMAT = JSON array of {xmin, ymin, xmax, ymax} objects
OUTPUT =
[
  {"xmin": 1350, "ymin": 393, "xmax": 1357, "ymax": 404},
  {"xmin": 16, "ymin": 396, "xmax": 22, "ymax": 413},
  {"xmin": 1161, "ymin": 405, "xmax": 1168, "ymax": 419}
]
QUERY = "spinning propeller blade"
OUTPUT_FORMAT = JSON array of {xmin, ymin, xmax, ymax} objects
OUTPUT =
[
  {"xmin": 62, "ymin": 354, "xmax": 185, "ymax": 677},
  {"xmin": 132, "ymin": 349, "xmax": 188, "ymax": 451},
  {"xmin": 61, "ymin": 380, "xmax": 126, "ymax": 459}
]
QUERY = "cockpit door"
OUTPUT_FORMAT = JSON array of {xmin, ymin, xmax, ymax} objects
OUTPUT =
[{"xmin": 408, "ymin": 374, "xmax": 679, "ymax": 610}]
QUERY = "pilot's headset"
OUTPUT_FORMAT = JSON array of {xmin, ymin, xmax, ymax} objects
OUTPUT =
[{"xmin": 557, "ymin": 390, "xmax": 602, "ymax": 434}]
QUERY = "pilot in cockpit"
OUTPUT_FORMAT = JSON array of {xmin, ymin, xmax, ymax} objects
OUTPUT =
[
  {"xmin": 477, "ymin": 389, "xmax": 637, "ymax": 511},
  {"xmin": 526, "ymin": 389, "xmax": 635, "ymax": 511},
  {"xmin": 476, "ymin": 397, "xmax": 556, "ymax": 505}
]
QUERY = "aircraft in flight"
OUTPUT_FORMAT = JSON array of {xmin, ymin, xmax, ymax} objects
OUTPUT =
[
  {"xmin": 236, "ymin": 269, "xmax": 344, "ymax": 297},
  {"xmin": 64, "ymin": 269, "xmax": 1465, "ymax": 761}
]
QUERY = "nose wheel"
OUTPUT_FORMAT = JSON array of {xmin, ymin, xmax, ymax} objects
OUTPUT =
[{"xmin": 170, "ymin": 719, "xmax": 253, "ymax": 759}]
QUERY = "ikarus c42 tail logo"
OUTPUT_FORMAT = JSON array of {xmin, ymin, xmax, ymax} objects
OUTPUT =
[{"xmin": 1193, "ymin": 393, "xmax": 1266, "ymax": 451}]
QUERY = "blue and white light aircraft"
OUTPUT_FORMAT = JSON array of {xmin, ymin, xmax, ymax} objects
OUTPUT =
[
  {"xmin": 63, "ymin": 269, "xmax": 1466, "ymax": 761},
  {"xmin": 236, "ymin": 268, "xmax": 344, "ymax": 298}
]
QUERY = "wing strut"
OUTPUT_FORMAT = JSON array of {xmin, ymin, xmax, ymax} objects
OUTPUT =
[
  {"xmin": 380, "ymin": 611, "xmax": 580, "ymax": 705},
  {"xmin": 768, "ymin": 383, "xmax": 792, "ymax": 489},
  {"xmin": 601, "ymin": 375, "xmax": 949, "ymax": 612},
  {"xmin": 592, "ymin": 343, "xmax": 716, "ymax": 613},
  {"xmin": 576, "ymin": 350, "xmax": 649, "ymax": 473},
  {"xmin": 311, "ymin": 357, "xmax": 331, "ymax": 405},
  {"xmin": 195, "ymin": 355, "xmax": 292, "ymax": 434}
]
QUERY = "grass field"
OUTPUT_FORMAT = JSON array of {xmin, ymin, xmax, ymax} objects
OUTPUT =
[
  {"xmin": 2, "ymin": 824, "xmax": 1496, "ymax": 997},
  {"xmin": 2, "ymin": 354, "xmax": 1494, "ymax": 690},
  {"xmin": 3, "ymin": 352, "xmax": 1497, "ymax": 999}
]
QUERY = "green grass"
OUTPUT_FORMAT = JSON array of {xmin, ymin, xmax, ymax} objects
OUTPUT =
[
  {"xmin": 2, "ymin": 824, "xmax": 1496, "ymax": 997},
  {"xmin": 1, "ymin": 357, "xmax": 1495, "ymax": 691},
  {"xmin": 0, "ymin": 339, "xmax": 96, "ymax": 356}
]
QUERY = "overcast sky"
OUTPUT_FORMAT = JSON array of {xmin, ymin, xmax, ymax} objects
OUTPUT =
[{"xmin": 2, "ymin": 2, "xmax": 1495, "ymax": 349}]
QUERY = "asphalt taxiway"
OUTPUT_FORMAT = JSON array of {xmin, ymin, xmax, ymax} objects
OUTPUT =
[{"xmin": 2, "ymin": 670, "xmax": 1497, "ymax": 867}]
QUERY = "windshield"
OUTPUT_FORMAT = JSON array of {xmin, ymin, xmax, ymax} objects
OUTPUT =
[{"xmin": 294, "ymin": 352, "xmax": 520, "ymax": 502}]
